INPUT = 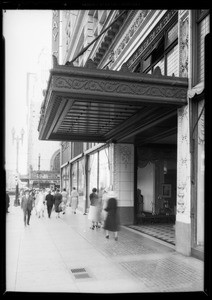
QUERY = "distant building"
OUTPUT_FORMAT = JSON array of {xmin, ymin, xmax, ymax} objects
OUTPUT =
[{"xmin": 26, "ymin": 49, "xmax": 60, "ymax": 189}]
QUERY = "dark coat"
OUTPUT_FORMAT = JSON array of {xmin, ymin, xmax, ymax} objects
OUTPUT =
[
  {"xmin": 45, "ymin": 193, "xmax": 54, "ymax": 206},
  {"xmin": 89, "ymin": 192, "xmax": 99, "ymax": 206},
  {"xmin": 54, "ymin": 192, "xmax": 62, "ymax": 212},
  {"xmin": 104, "ymin": 198, "xmax": 120, "ymax": 232},
  {"xmin": 21, "ymin": 195, "xmax": 34, "ymax": 211},
  {"xmin": 6, "ymin": 193, "xmax": 10, "ymax": 210}
]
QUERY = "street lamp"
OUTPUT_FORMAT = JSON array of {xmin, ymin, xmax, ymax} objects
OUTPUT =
[{"xmin": 12, "ymin": 127, "xmax": 24, "ymax": 206}]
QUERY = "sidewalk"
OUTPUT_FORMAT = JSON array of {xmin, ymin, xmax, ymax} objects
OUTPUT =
[{"xmin": 6, "ymin": 199, "xmax": 204, "ymax": 294}]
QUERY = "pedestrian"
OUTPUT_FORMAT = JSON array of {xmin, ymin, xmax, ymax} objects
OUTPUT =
[
  {"xmin": 54, "ymin": 188, "xmax": 62, "ymax": 218},
  {"xmin": 36, "ymin": 189, "xmax": 45, "ymax": 218},
  {"xmin": 61, "ymin": 188, "xmax": 68, "ymax": 214},
  {"xmin": 70, "ymin": 187, "xmax": 79, "ymax": 214},
  {"xmin": 45, "ymin": 190, "xmax": 54, "ymax": 218},
  {"xmin": 88, "ymin": 188, "xmax": 102, "ymax": 229},
  {"xmin": 21, "ymin": 189, "xmax": 34, "ymax": 226},
  {"xmin": 6, "ymin": 192, "xmax": 10, "ymax": 213},
  {"xmin": 101, "ymin": 188, "xmax": 109, "ymax": 227},
  {"xmin": 103, "ymin": 191, "xmax": 120, "ymax": 241}
]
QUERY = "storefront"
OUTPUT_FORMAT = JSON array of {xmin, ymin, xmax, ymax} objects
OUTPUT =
[
  {"xmin": 38, "ymin": 9, "xmax": 209, "ymax": 258},
  {"xmin": 136, "ymin": 145, "xmax": 177, "ymax": 222}
]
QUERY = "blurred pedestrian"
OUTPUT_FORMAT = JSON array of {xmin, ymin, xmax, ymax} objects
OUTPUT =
[
  {"xmin": 54, "ymin": 188, "xmax": 62, "ymax": 218},
  {"xmin": 36, "ymin": 189, "xmax": 45, "ymax": 218},
  {"xmin": 6, "ymin": 192, "xmax": 10, "ymax": 213},
  {"xmin": 61, "ymin": 188, "xmax": 68, "ymax": 214},
  {"xmin": 70, "ymin": 187, "xmax": 79, "ymax": 214},
  {"xmin": 88, "ymin": 188, "xmax": 101, "ymax": 229},
  {"xmin": 45, "ymin": 190, "xmax": 54, "ymax": 218},
  {"xmin": 101, "ymin": 188, "xmax": 109, "ymax": 226},
  {"xmin": 21, "ymin": 189, "xmax": 34, "ymax": 226},
  {"xmin": 104, "ymin": 191, "xmax": 120, "ymax": 241}
]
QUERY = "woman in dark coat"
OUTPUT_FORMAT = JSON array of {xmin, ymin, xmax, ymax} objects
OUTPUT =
[
  {"xmin": 103, "ymin": 191, "xmax": 119, "ymax": 241},
  {"xmin": 54, "ymin": 189, "xmax": 62, "ymax": 218}
]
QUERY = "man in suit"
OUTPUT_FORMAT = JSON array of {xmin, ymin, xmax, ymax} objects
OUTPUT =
[
  {"xmin": 21, "ymin": 189, "xmax": 34, "ymax": 226},
  {"xmin": 45, "ymin": 190, "xmax": 54, "ymax": 218}
]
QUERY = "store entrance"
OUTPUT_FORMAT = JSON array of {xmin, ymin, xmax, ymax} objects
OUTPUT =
[{"xmin": 133, "ymin": 145, "xmax": 177, "ymax": 245}]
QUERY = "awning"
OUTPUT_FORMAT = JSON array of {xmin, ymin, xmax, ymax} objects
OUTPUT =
[{"xmin": 38, "ymin": 56, "xmax": 188, "ymax": 144}]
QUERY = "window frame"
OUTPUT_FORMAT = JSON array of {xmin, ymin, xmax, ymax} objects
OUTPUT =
[
  {"xmin": 192, "ymin": 9, "xmax": 210, "ymax": 87},
  {"xmin": 142, "ymin": 22, "xmax": 178, "ymax": 75},
  {"xmin": 134, "ymin": 20, "xmax": 178, "ymax": 76}
]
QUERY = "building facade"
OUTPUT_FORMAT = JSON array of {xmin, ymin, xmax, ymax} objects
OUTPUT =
[{"xmin": 38, "ymin": 9, "xmax": 209, "ymax": 258}]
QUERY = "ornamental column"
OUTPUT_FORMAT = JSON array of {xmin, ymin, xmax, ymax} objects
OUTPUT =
[{"xmin": 175, "ymin": 10, "xmax": 192, "ymax": 256}]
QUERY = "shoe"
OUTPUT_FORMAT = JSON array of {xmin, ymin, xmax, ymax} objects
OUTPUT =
[
  {"xmin": 105, "ymin": 235, "xmax": 109, "ymax": 239},
  {"xmin": 63, "ymin": 212, "xmax": 65, "ymax": 214},
  {"xmin": 115, "ymin": 237, "xmax": 118, "ymax": 241},
  {"xmin": 90, "ymin": 226, "xmax": 95, "ymax": 230}
]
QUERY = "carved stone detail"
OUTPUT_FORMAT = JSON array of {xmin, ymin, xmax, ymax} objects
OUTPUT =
[
  {"xmin": 198, "ymin": 100, "xmax": 205, "ymax": 145},
  {"xmin": 113, "ymin": 10, "xmax": 151, "ymax": 61},
  {"xmin": 120, "ymin": 145, "xmax": 131, "ymax": 168},
  {"xmin": 177, "ymin": 105, "xmax": 190, "ymax": 215},
  {"xmin": 179, "ymin": 15, "xmax": 189, "ymax": 77}
]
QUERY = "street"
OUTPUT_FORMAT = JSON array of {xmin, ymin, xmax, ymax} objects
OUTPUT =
[{"xmin": 6, "ymin": 197, "xmax": 204, "ymax": 294}]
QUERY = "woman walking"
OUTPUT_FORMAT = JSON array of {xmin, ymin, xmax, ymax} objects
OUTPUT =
[
  {"xmin": 54, "ymin": 189, "xmax": 62, "ymax": 218},
  {"xmin": 104, "ymin": 191, "xmax": 120, "ymax": 241},
  {"xmin": 61, "ymin": 188, "xmax": 68, "ymax": 214},
  {"xmin": 88, "ymin": 188, "xmax": 101, "ymax": 229},
  {"xmin": 36, "ymin": 189, "xmax": 45, "ymax": 218},
  {"xmin": 70, "ymin": 187, "xmax": 79, "ymax": 214}
]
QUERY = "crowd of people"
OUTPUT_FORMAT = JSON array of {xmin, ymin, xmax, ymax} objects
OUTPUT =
[
  {"xmin": 7, "ymin": 185, "xmax": 120, "ymax": 241},
  {"xmin": 18, "ymin": 187, "xmax": 73, "ymax": 226}
]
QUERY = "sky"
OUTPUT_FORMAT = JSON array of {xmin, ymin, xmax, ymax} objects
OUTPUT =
[{"xmin": 3, "ymin": 10, "xmax": 52, "ymax": 174}]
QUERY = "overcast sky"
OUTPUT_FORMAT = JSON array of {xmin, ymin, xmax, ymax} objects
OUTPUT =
[{"xmin": 3, "ymin": 10, "xmax": 52, "ymax": 174}]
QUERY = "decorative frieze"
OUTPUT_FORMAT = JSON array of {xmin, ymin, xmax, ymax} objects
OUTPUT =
[{"xmin": 52, "ymin": 75, "xmax": 187, "ymax": 102}]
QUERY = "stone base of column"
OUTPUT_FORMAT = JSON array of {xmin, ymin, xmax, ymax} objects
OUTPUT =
[
  {"xmin": 175, "ymin": 220, "xmax": 191, "ymax": 256},
  {"xmin": 118, "ymin": 206, "xmax": 134, "ymax": 225}
]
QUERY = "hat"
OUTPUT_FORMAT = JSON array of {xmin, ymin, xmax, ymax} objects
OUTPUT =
[{"xmin": 107, "ymin": 191, "xmax": 117, "ymax": 199}]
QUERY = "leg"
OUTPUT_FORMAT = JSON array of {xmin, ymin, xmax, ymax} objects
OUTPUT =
[
  {"xmin": 90, "ymin": 221, "xmax": 95, "ymax": 229},
  {"xmin": 23, "ymin": 211, "xmax": 27, "ymax": 226},
  {"xmin": 27, "ymin": 209, "xmax": 31, "ymax": 225},
  {"xmin": 105, "ymin": 230, "xmax": 109, "ymax": 238},
  {"xmin": 114, "ymin": 231, "xmax": 118, "ymax": 241}
]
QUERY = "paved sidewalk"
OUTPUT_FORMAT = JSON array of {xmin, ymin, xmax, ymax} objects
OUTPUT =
[{"xmin": 6, "ymin": 200, "xmax": 204, "ymax": 294}]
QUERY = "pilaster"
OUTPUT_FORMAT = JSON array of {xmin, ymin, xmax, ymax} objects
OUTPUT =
[
  {"xmin": 111, "ymin": 143, "xmax": 134, "ymax": 225},
  {"xmin": 176, "ymin": 10, "xmax": 192, "ymax": 256}
]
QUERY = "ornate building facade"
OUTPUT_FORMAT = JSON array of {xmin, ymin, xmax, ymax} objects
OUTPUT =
[{"xmin": 38, "ymin": 9, "xmax": 209, "ymax": 258}]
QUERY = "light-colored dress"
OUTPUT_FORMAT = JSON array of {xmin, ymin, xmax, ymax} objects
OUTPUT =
[
  {"xmin": 88, "ymin": 192, "xmax": 102, "ymax": 222},
  {"xmin": 36, "ymin": 192, "xmax": 45, "ymax": 217},
  {"xmin": 70, "ymin": 190, "xmax": 79, "ymax": 212}
]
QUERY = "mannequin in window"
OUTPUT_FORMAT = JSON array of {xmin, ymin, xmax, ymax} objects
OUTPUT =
[{"xmin": 137, "ymin": 188, "xmax": 143, "ymax": 216}]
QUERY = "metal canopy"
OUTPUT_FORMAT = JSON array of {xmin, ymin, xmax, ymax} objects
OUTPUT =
[{"xmin": 38, "ymin": 56, "xmax": 188, "ymax": 144}]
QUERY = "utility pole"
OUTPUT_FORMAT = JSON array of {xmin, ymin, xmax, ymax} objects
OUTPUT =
[{"xmin": 12, "ymin": 127, "xmax": 24, "ymax": 206}]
